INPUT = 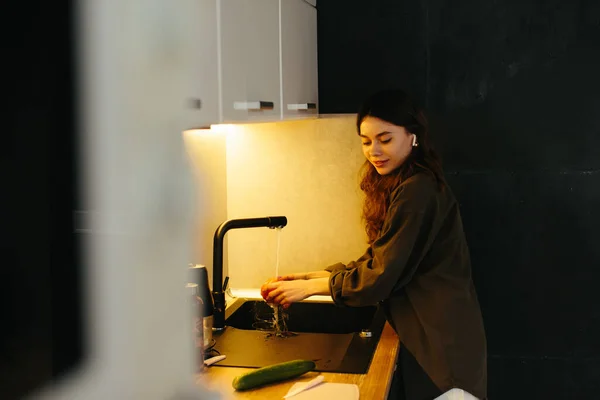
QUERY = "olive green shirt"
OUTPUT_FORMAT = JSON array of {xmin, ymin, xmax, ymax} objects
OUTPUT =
[{"xmin": 326, "ymin": 172, "xmax": 487, "ymax": 399}]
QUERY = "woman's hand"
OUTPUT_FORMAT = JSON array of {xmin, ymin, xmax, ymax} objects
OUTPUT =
[
  {"xmin": 260, "ymin": 271, "xmax": 331, "ymax": 302},
  {"xmin": 263, "ymin": 278, "xmax": 330, "ymax": 308},
  {"xmin": 260, "ymin": 277, "xmax": 280, "ymax": 301}
]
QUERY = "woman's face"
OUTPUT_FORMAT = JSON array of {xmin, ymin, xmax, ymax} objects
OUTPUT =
[{"xmin": 359, "ymin": 116, "xmax": 414, "ymax": 175}]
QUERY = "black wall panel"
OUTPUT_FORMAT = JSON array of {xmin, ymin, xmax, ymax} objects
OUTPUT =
[
  {"xmin": 318, "ymin": 1, "xmax": 600, "ymax": 397},
  {"xmin": 2, "ymin": 1, "xmax": 82, "ymax": 399}
]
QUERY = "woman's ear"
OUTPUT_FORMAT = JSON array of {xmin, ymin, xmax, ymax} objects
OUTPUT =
[{"xmin": 412, "ymin": 134, "xmax": 419, "ymax": 147}]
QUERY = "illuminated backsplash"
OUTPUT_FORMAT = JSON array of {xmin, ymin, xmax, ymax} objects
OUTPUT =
[{"xmin": 184, "ymin": 116, "xmax": 368, "ymax": 289}]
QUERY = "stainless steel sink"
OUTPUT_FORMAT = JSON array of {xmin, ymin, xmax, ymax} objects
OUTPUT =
[{"xmin": 211, "ymin": 299, "xmax": 387, "ymax": 373}]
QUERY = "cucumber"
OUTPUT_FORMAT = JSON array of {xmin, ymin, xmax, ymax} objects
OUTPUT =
[{"xmin": 232, "ymin": 359, "xmax": 316, "ymax": 391}]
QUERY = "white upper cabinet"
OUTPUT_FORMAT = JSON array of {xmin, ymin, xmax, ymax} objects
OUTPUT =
[
  {"xmin": 183, "ymin": 0, "xmax": 318, "ymax": 129},
  {"xmin": 281, "ymin": 0, "xmax": 318, "ymax": 117},
  {"xmin": 220, "ymin": 0, "xmax": 281, "ymax": 122},
  {"xmin": 181, "ymin": 0, "xmax": 220, "ymax": 129}
]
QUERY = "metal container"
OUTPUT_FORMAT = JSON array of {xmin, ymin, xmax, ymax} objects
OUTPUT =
[
  {"xmin": 188, "ymin": 264, "xmax": 214, "ymax": 349},
  {"xmin": 185, "ymin": 283, "xmax": 203, "ymax": 370}
]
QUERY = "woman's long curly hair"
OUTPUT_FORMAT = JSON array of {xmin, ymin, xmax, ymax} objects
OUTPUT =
[{"xmin": 357, "ymin": 90, "xmax": 445, "ymax": 243}]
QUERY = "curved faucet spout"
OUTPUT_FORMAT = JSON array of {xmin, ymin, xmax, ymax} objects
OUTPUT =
[{"xmin": 212, "ymin": 216, "xmax": 287, "ymax": 330}]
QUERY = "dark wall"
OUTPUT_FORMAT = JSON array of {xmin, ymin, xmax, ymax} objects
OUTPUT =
[
  {"xmin": 318, "ymin": 1, "xmax": 600, "ymax": 398},
  {"xmin": 2, "ymin": 1, "xmax": 82, "ymax": 399}
]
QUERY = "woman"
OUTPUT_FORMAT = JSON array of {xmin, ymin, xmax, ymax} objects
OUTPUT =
[{"xmin": 261, "ymin": 89, "xmax": 487, "ymax": 400}]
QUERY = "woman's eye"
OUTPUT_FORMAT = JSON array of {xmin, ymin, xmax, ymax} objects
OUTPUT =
[
  {"xmin": 362, "ymin": 142, "xmax": 371, "ymax": 146},
  {"xmin": 380, "ymin": 138, "xmax": 391, "ymax": 144}
]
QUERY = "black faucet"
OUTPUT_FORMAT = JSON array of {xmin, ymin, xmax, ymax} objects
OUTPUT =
[{"xmin": 212, "ymin": 216, "xmax": 288, "ymax": 330}]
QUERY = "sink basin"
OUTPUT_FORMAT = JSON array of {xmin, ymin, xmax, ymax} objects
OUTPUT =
[
  {"xmin": 226, "ymin": 300, "xmax": 378, "ymax": 334},
  {"xmin": 211, "ymin": 299, "xmax": 387, "ymax": 373}
]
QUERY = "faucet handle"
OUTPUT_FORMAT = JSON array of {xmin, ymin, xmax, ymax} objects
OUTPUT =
[{"xmin": 223, "ymin": 276, "xmax": 229, "ymax": 292}]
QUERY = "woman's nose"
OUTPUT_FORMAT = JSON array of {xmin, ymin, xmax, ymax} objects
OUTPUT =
[{"xmin": 369, "ymin": 143, "xmax": 382, "ymax": 157}]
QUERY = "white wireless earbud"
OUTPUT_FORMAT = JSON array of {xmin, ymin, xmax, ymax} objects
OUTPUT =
[{"xmin": 412, "ymin": 134, "xmax": 419, "ymax": 147}]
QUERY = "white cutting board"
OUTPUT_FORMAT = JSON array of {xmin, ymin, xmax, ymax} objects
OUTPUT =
[{"xmin": 285, "ymin": 382, "xmax": 359, "ymax": 400}]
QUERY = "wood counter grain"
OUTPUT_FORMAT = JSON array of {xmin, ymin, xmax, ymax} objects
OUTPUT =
[{"xmin": 196, "ymin": 322, "xmax": 399, "ymax": 399}]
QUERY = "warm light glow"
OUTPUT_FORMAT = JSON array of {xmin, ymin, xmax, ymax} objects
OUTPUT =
[
  {"xmin": 183, "ymin": 124, "xmax": 244, "ymax": 139},
  {"xmin": 183, "ymin": 127, "xmax": 213, "ymax": 136},
  {"xmin": 209, "ymin": 123, "xmax": 240, "ymax": 134},
  {"xmin": 184, "ymin": 129, "xmax": 232, "ymax": 147}
]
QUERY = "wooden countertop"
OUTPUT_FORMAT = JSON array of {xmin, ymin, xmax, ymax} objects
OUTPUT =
[{"xmin": 196, "ymin": 322, "xmax": 399, "ymax": 399}]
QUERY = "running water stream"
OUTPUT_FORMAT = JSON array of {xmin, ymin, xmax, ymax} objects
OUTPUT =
[
  {"xmin": 263, "ymin": 228, "xmax": 295, "ymax": 337},
  {"xmin": 252, "ymin": 228, "xmax": 296, "ymax": 337}
]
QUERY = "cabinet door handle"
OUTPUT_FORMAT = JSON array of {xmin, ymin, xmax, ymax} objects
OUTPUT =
[
  {"xmin": 188, "ymin": 98, "xmax": 202, "ymax": 110},
  {"xmin": 287, "ymin": 103, "xmax": 317, "ymax": 111},
  {"xmin": 233, "ymin": 101, "xmax": 274, "ymax": 111}
]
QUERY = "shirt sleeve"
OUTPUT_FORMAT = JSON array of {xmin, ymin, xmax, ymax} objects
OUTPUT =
[
  {"xmin": 325, "ymin": 247, "xmax": 373, "ymax": 273},
  {"xmin": 327, "ymin": 180, "xmax": 439, "ymax": 307}
]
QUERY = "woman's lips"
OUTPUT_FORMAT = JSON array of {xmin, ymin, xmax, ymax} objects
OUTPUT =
[{"xmin": 373, "ymin": 160, "xmax": 388, "ymax": 168}]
